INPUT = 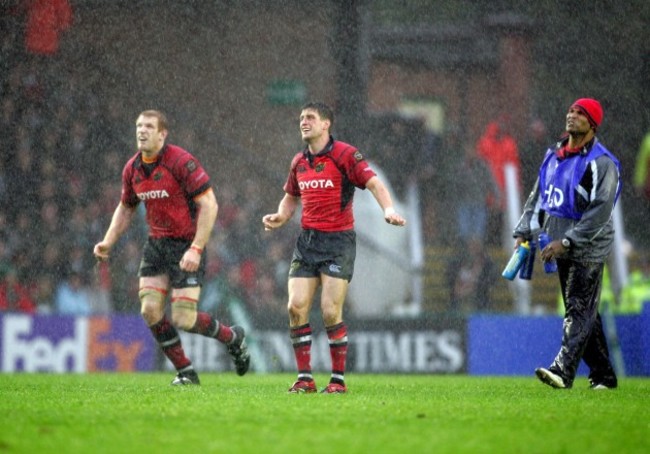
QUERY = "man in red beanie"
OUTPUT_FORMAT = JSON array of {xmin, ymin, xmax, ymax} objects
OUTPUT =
[
  {"xmin": 571, "ymin": 98, "xmax": 603, "ymax": 131},
  {"xmin": 511, "ymin": 98, "xmax": 621, "ymax": 389}
]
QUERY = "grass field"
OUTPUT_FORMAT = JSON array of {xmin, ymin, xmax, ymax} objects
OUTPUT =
[{"xmin": 0, "ymin": 373, "xmax": 647, "ymax": 454}]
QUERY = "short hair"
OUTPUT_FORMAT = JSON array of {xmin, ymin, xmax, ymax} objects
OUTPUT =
[
  {"xmin": 138, "ymin": 110, "xmax": 168, "ymax": 132},
  {"xmin": 301, "ymin": 101, "xmax": 334, "ymax": 128}
]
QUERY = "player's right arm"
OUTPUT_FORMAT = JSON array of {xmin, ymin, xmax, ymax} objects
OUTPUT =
[
  {"xmin": 93, "ymin": 202, "xmax": 137, "ymax": 261},
  {"xmin": 262, "ymin": 193, "xmax": 299, "ymax": 231}
]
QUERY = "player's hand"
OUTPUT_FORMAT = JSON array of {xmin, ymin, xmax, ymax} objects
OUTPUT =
[
  {"xmin": 93, "ymin": 242, "xmax": 111, "ymax": 261},
  {"xmin": 262, "ymin": 213, "xmax": 284, "ymax": 231},
  {"xmin": 384, "ymin": 208, "xmax": 406, "ymax": 226},
  {"xmin": 180, "ymin": 248, "xmax": 201, "ymax": 272}
]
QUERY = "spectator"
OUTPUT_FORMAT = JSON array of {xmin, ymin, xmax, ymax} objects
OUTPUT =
[
  {"xmin": 55, "ymin": 270, "xmax": 92, "ymax": 316},
  {"xmin": 619, "ymin": 254, "xmax": 650, "ymax": 314},
  {"xmin": 5, "ymin": 212, "xmax": 35, "ymax": 264},
  {"xmin": 247, "ymin": 274, "xmax": 286, "ymax": 324},
  {"xmin": 0, "ymin": 266, "xmax": 37, "ymax": 314},
  {"xmin": 7, "ymin": 135, "xmax": 40, "ymax": 213},
  {"xmin": 0, "ymin": 97, "xmax": 18, "ymax": 167},
  {"xmin": 0, "ymin": 237, "xmax": 13, "ymax": 277},
  {"xmin": 446, "ymin": 236, "xmax": 497, "ymax": 313},
  {"xmin": 0, "ymin": 159, "xmax": 7, "ymax": 208},
  {"xmin": 32, "ymin": 274, "xmax": 56, "ymax": 314},
  {"xmin": 35, "ymin": 201, "xmax": 64, "ymax": 251},
  {"xmin": 476, "ymin": 117, "xmax": 521, "ymax": 246},
  {"xmin": 449, "ymin": 140, "xmax": 501, "ymax": 243},
  {"xmin": 633, "ymin": 131, "xmax": 650, "ymax": 200},
  {"xmin": 24, "ymin": 0, "xmax": 73, "ymax": 56},
  {"xmin": 88, "ymin": 261, "xmax": 112, "ymax": 315},
  {"xmin": 266, "ymin": 238, "xmax": 292, "ymax": 298},
  {"xmin": 66, "ymin": 118, "xmax": 92, "ymax": 172},
  {"xmin": 109, "ymin": 238, "xmax": 141, "ymax": 313},
  {"xmin": 520, "ymin": 118, "xmax": 553, "ymax": 193},
  {"xmin": 623, "ymin": 130, "xmax": 649, "ymax": 249},
  {"xmin": 36, "ymin": 239, "xmax": 66, "ymax": 284}
]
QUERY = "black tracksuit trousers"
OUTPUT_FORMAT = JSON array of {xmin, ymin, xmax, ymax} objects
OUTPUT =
[{"xmin": 549, "ymin": 258, "xmax": 618, "ymax": 388}]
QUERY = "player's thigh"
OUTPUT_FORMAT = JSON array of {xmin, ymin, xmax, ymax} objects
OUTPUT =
[{"xmin": 288, "ymin": 276, "xmax": 319, "ymax": 310}]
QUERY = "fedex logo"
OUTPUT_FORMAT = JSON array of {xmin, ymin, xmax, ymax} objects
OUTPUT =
[{"xmin": 0, "ymin": 315, "xmax": 155, "ymax": 373}]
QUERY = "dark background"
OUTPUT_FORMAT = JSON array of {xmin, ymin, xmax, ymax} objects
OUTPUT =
[{"xmin": 0, "ymin": 0, "xmax": 648, "ymax": 315}]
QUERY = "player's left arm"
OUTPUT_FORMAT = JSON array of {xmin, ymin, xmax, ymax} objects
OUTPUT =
[
  {"xmin": 192, "ymin": 188, "xmax": 218, "ymax": 248},
  {"xmin": 181, "ymin": 188, "xmax": 218, "ymax": 272},
  {"xmin": 365, "ymin": 176, "xmax": 406, "ymax": 226}
]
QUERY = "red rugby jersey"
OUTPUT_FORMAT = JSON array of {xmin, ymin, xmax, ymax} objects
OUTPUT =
[
  {"xmin": 283, "ymin": 139, "xmax": 376, "ymax": 232},
  {"xmin": 121, "ymin": 144, "xmax": 211, "ymax": 239}
]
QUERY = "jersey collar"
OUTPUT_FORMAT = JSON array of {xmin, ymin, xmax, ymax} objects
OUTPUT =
[{"xmin": 303, "ymin": 136, "xmax": 335, "ymax": 167}]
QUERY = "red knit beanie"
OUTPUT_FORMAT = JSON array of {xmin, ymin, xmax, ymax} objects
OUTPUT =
[{"xmin": 571, "ymin": 98, "xmax": 603, "ymax": 129}]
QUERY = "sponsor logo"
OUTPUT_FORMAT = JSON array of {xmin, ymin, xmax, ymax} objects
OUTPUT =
[
  {"xmin": 297, "ymin": 165, "xmax": 307, "ymax": 173},
  {"xmin": 186, "ymin": 160, "xmax": 197, "ymax": 172},
  {"xmin": 543, "ymin": 184, "xmax": 564, "ymax": 207},
  {"xmin": 170, "ymin": 328, "xmax": 465, "ymax": 374},
  {"xmin": 0, "ymin": 314, "xmax": 153, "ymax": 373},
  {"xmin": 354, "ymin": 150, "xmax": 364, "ymax": 161},
  {"xmin": 298, "ymin": 179, "xmax": 334, "ymax": 190},
  {"xmin": 186, "ymin": 277, "xmax": 198, "ymax": 286},
  {"xmin": 329, "ymin": 264, "xmax": 342, "ymax": 274},
  {"xmin": 137, "ymin": 189, "xmax": 170, "ymax": 200}
]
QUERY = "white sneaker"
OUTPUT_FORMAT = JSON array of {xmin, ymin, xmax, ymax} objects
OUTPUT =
[{"xmin": 535, "ymin": 367, "xmax": 566, "ymax": 389}]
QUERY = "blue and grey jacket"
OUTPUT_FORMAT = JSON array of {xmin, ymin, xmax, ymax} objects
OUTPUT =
[{"xmin": 513, "ymin": 137, "xmax": 621, "ymax": 262}]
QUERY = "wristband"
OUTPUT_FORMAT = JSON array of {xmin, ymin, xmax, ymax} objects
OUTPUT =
[
  {"xmin": 384, "ymin": 207, "xmax": 396, "ymax": 217},
  {"xmin": 190, "ymin": 245, "xmax": 203, "ymax": 255}
]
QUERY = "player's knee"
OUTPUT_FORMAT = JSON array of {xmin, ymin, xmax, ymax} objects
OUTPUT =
[
  {"xmin": 170, "ymin": 297, "xmax": 198, "ymax": 331},
  {"xmin": 321, "ymin": 308, "xmax": 341, "ymax": 326},
  {"xmin": 170, "ymin": 310, "xmax": 195, "ymax": 331},
  {"xmin": 320, "ymin": 301, "xmax": 342, "ymax": 326},
  {"xmin": 288, "ymin": 299, "xmax": 304, "ymax": 317},
  {"xmin": 139, "ymin": 287, "xmax": 166, "ymax": 324}
]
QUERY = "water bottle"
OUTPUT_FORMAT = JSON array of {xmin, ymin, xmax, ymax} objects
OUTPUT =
[
  {"xmin": 518, "ymin": 239, "xmax": 536, "ymax": 280},
  {"xmin": 538, "ymin": 232, "xmax": 558, "ymax": 273},
  {"xmin": 502, "ymin": 241, "xmax": 530, "ymax": 281}
]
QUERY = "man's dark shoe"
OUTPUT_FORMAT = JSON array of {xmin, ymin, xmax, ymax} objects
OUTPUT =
[
  {"xmin": 171, "ymin": 369, "xmax": 200, "ymax": 385},
  {"xmin": 228, "ymin": 326, "xmax": 251, "ymax": 376}
]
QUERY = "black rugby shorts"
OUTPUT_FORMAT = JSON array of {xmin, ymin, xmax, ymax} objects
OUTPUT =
[
  {"xmin": 289, "ymin": 229, "xmax": 356, "ymax": 282},
  {"xmin": 138, "ymin": 237, "xmax": 205, "ymax": 288}
]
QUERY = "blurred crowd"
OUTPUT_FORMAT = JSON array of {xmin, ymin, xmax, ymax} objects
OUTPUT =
[
  {"xmin": 2, "ymin": 7, "xmax": 649, "ymax": 321},
  {"xmin": 0, "ymin": 16, "xmax": 294, "ymax": 321}
]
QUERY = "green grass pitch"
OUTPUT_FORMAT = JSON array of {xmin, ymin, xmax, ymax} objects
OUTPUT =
[{"xmin": 0, "ymin": 373, "xmax": 647, "ymax": 453}]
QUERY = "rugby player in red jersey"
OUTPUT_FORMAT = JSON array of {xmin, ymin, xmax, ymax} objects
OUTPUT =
[
  {"xmin": 262, "ymin": 102, "xmax": 406, "ymax": 393},
  {"xmin": 93, "ymin": 110, "xmax": 249, "ymax": 385}
]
